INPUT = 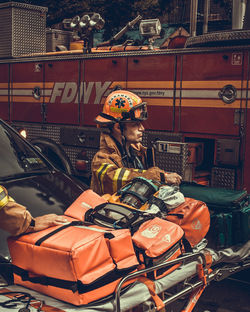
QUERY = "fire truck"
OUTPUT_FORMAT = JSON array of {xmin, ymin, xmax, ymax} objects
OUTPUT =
[{"xmin": 0, "ymin": 0, "xmax": 250, "ymax": 191}]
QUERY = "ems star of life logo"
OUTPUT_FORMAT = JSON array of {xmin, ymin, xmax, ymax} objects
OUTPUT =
[
  {"xmin": 191, "ymin": 218, "xmax": 202, "ymax": 230},
  {"xmin": 108, "ymin": 93, "xmax": 133, "ymax": 108},
  {"xmin": 141, "ymin": 224, "xmax": 161, "ymax": 238}
]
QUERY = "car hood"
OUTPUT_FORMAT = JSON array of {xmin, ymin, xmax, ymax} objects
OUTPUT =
[{"xmin": 0, "ymin": 170, "xmax": 87, "ymax": 259}]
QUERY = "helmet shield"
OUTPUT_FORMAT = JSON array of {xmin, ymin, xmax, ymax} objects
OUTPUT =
[{"xmin": 121, "ymin": 102, "xmax": 148, "ymax": 122}]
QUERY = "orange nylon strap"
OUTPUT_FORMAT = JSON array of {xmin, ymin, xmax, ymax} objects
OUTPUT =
[
  {"xmin": 180, "ymin": 286, "xmax": 205, "ymax": 312},
  {"xmin": 0, "ymin": 288, "xmax": 66, "ymax": 312},
  {"xmin": 203, "ymin": 250, "xmax": 213, "ymax": 269},
  {"xmin": 137, "ymin": 276, "xmax": 165, "ymax": 311}
]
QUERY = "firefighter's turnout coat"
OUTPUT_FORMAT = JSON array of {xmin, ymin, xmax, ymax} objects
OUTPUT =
[
  {"xmin": 91, "ymin": 132, "xmax": 166, "ymax": 195},
  {"xmin": 0, "ymin": 186, "xmax": 32, "ymax": 236}
]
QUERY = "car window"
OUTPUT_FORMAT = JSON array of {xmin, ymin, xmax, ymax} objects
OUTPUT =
[{"xmin": 0, "ymin": 122, "xmax": 48, "ymax": 180}]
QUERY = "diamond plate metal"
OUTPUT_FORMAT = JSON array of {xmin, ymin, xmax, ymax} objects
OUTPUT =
[
  {"xmin": 154, "ymin": 141, "xmax": 188, "ymax": 176},
  {"xmin": 13, "ymin": 122, "xmax": 98, "ymax": 173},
  {"xmin": 0, "ymin": 2, "xmax": 47, "ymax": 57},
  {"xmin": 143, "ymin": 130, "xmax": 186, "ymax": 176},
  {"xmin": 211, "ymin": 167, "xmax": 236, "ymax": 189},
  {"xmin": 143, "ymin": 130, "xmax": 183, "ymax": 147},
  {"xmin": 14, "ymin": 123, "xmax": 188, "ymax": 176}
]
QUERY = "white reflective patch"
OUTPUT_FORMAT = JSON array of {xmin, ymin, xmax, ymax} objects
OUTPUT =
[
  {"xmin": 181, "ymin": 89, "xmax": 223, "ymax": 98},
  {"xmin": 191, "ymin": 218, "xmax": 202, "ymax": 230},
  {"xmin": 141, "ymin": 224, "xmax": 161, "ymax": 238},
  {"xmin": 13, "ymin": 89, "xmax": 33, "ymax": 96},
  {"xmin": 42, "ymin": 89, "xmax": 52, "ymax": 96},
  {"xmin": 81, "ymin": 201, "xmax": 92, "ymax": 209},
  {"xmin": 162, "ymin": 234, "xmax": 171, "ymax": 243},
  {"xmin": 0, "ymin": 90, "xmax": 8, "ymax": 95}
]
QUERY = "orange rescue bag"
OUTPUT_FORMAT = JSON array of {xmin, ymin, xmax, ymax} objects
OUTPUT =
[
  {"xmin": 132, "ymin": 217, "xmax": 184, "ymax": 280},
  {"xmin": 8, "ymin": 215, "xmax": 138, "ymax": 306},
  {"xmin": 166, "ymin": 197, "xmax": 210, "ymax": 247}
]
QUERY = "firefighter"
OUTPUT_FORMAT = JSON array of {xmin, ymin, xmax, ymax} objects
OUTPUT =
[
  {"xmin": 0, "ymin": 185, "xmax": 68, "ymax": 236},
  {"xmin": 91, "ymin": 90, "xmax": 182, "ymax": 195}
]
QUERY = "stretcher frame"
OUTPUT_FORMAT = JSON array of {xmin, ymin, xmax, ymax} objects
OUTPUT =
[
  {"xmin": 0, "ymin": 242, "xmax": 249, "ymax": 312},
  {"xmin": 115, "ymin": 250, "xmax": 250, "ymax": 311}
]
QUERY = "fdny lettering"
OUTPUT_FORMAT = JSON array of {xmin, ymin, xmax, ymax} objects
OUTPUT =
[{"xmin": 50, "ymin": 81, "xmax": 111, "ymax": 104}]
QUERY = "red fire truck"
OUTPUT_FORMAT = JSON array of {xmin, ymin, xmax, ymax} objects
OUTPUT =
[{"xmin": 0, "ymin": 1, "xmax": 250, "ymax": 191}]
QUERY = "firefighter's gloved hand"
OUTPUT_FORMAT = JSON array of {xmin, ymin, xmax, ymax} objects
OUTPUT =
[
  {"xmin": 165, "ymin": 172, "xmax": 182, "ymax": 185},
  {"xmin": 30, "ymin": 214, "xmax": 68, "ymax": 232}
]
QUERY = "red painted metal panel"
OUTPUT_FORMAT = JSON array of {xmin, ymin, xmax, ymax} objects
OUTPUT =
[
  {"xmin": 11, "ymin": 62, "xmax": 44, "ymax": 122},
  {"xmin": 127, "ymin": 55, "xmax": 176, "ymax": 131},
  {"xmin": 0, "ymin": 64, "xmax": 9, "ymax": 121},
  {"xmin": 82, "ymin": 57, "xmax": 127, "ymax": 125},
  {"xmin": 179, "ymin": 51, "xmax": 244, "ymax": 136},
  {"xmin": 45, "ymin": 60, "xmax": 79, "ymax": 124},
  {"xmin": 178, "ymin": 107, "xmax": 238, "ymax": 135}
]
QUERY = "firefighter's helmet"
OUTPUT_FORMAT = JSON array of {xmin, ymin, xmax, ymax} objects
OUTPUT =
[{"xmin": 95, "ymin": 90, "xmax": 148, "ymax": 125}]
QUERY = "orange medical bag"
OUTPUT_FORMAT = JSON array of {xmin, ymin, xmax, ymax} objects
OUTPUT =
[
  {"xmin": 132, "ymin": 217, "xmax": 185, "ymax": 280},
  {"xmin": 166, "ymin": 197, "xmax": 210, "ymax": 247},
  {"xmin": 65, "ymin": 187, "xmax": 186, "ymax": 281},
  {"xmin": 8, "ymin": 216, "xmax": 138, "ymax": 306},
  {"xmin": 64, "ymin": 188, "xmax": 107, "ymax": 220}
]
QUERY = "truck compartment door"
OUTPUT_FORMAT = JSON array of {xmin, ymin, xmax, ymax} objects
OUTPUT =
[
  {"xmin": 127, "ymin": 54, "xmax": 176, "ymax": 131},
  {"xmin": 45, "ymin": 60, "xmax": 80, "ymax": 124},
  {"xmin": 178, "ymin": 51, "xmax": 245, "ymax": 136},
  {"xmin": 11, "ymin": 62, "xmax": 44, "ymax": 122},
  {"xmin": 0, "ymin": 64, "xmax": 9, "ymax": 121},
  {"xmin": 82, "ymin": 57, "xmax": 127, "ymax": 126}
]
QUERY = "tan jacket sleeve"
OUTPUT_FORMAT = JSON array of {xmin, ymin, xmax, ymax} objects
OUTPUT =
[
  {"xmin": 0, "ymin": 201, "xmax": 32, "ymax": 236},
  {"xmin": 91, "ymin": 151, "xmax": 166, "ymax": 196}
]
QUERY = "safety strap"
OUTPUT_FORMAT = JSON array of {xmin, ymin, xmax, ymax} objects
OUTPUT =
[
  {"xmin": 12, "ymin": 264, "xmax": 136, "ymax": 295},
  {"xmin": 13, "ymin": 265, "xmax": 78, "ymax": 292},
  {"xmin": 35, "ymin": 221, "xmax": 84, "ymax": 246},
  {"xmin": 137, "ymin": 276, "xmax": 165, "ymax": 311},
  {"xmin": 182, "ymin": 237, "xmax": 193, "ymax": 253}
]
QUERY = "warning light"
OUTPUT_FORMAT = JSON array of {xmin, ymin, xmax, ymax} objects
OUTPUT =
[{"xmin": 19, "ymin": 128, "xmax": 27, "ymax": 139}]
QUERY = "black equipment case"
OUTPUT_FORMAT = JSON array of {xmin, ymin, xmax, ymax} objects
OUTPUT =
[{"xmin": 180, "ymin": 183, "xmax": 249, "ymax": 249}]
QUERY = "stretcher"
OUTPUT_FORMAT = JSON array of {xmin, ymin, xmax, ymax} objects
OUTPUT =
[{"xmin": 0, "ymin": 239, "xmax": 249, "ymax": 312}]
